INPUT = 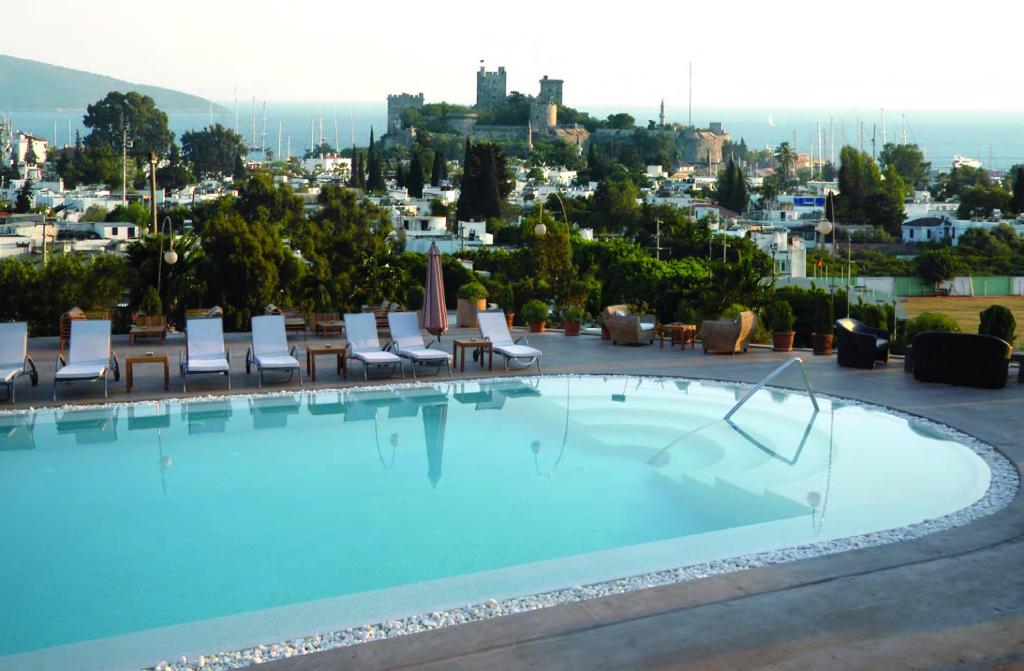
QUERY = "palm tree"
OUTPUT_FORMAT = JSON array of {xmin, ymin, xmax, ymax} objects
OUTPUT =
[{"xmin": 776, "ymin": 142, "xmax": 795, "ymax": 185}]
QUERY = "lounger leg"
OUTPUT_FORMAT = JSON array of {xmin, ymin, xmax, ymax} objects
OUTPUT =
[
  {"xmin": 298, "ymin": 366, "xmax": 304, "ymax": 387},
  {"xmin": 410, "ymin": 361, "xmax": 417, "ymax": 380},
  {"xmin": 399, "ymin": 362, "xmax": 405, "ymax": 379},
  {"xmin": 536, "ymin": 357, "xmax": 541, "ymax": 372},
  {"xmin": 52, "ymin": 381, "xmax": 57, "ymax": 401},
  {"xmin": 258, "ymin": 368, "xmax": 263, "ymax": 389},
  {"xmin": 104, "ymin": 375, "xmax": 108, "ymax": 399},
  {"xmin": 447, "ymin": 359, "xmax": 452, "ymax": 377},
  {"xmin": 226, "ymin": 372, "xmax": 231, "ymax": 390}
]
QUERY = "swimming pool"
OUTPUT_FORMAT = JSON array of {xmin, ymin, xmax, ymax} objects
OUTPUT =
[{"xmin": 0, "ymin": 375, "xmax": 1006, "ymax": 669}]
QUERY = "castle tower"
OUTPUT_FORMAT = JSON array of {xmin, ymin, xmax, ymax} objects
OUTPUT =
[
  {"xmin": 476, "ymin": 66, "xmax": 507, "ymax": 109},
  {"xmin": 386, "ymin": 92, "xmax": 424, "ymax": 134},
  {"xmin": 537, "ymin": 75, "xmax": 564, "ymax": 105},
  {"xmin": 660, "ymin": 99, "xmax": 666, "ymax": 129},
  {"xmin": 529, "ymin": 102, "xmax": 557, "ymax": 131}
]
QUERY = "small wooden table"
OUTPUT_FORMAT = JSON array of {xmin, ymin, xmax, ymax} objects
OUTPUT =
[
  {"xmin": 660, "ymin": 323, "xmax": 697, "ymax": 349},
  {"xmin": 125, "ymin": 354, "xmax": 169, "ymax": 392},
  {"xmin": 306, "ymin": 344, "xmax": 347, "ymax": 382},
  {"xmin": 452, "ymin": 338, "xmax": 493, "ymax": 373}
]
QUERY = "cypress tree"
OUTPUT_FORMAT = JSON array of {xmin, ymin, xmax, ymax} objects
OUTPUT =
[
  {"xmin": 431, "ymin": 149, "xmax": 446, "ymax": 187},
  {"xmin": 395, "ymin": 161, "xmax": 406, "ymax": 189},
  {"xmin": 366, "ymin": 128, "xmax": 385, "ymax": 192},
  {"xmin": 408, "ymin": 153, "xmax": 425, "ymax": 198}
]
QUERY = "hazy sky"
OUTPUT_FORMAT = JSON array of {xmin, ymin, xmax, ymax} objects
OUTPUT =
[{"xmin": 9, "ymin": 0, "xmax": 1023, "ymax": 110}]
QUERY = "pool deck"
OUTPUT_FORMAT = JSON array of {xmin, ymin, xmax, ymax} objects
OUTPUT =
[{"xmin": 7, "ymin": 326, "xmax": 1024, "ymax": 669}]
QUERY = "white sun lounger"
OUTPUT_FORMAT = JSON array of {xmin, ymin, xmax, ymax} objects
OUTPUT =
[
  {"xmin": 343, "ymin": 312, "xmax": 404, "ymax": 380},
  {"xmin": 54, "ymin": 319, "xmax": 119, "ymax": 400},
  {"xmin": 0, "ymin": 322, "xmax": 37, "ymax": 403},
  {"xmin": 180, "ymin": 317, "xmax": 231, "ymax": 391},
  {"xmin": 477, "ymin": 311, "xmax": 542, "ymax": 373},
  {"xmin": 387, "ymin": 312, "xmax": 451, "ymax": 379},
  {"xmin": 246, "ymin": 315, "xmax": 302, "ymax": 388}
]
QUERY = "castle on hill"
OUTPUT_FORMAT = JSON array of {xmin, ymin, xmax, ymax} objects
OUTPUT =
[{"xmin": 383, "ymin": 66, "xmax": 731, "ymax": 165}]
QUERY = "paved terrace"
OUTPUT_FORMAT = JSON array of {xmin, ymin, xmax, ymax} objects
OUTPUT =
[{"xmin": 7, "ymin": 324, "xmax": 1024, "ymax": 669}]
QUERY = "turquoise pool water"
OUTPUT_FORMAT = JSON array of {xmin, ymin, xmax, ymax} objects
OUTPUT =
[{"xmin": 0, "ymin": 376, "xmax": 991, "ymax": 669}]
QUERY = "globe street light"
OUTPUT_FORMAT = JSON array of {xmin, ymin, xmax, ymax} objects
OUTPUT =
[{"xmin": 156, "ymin": 216, "xmax": 178, "ymax": 298}]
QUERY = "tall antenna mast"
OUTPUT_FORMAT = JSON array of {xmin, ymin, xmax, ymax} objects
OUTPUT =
[
  {"xmin": 901, "ymin": 114, "xmax": 908, "ymax": 145},
  {"xmin": 687, "ymin": 61, "xmax": 693, "ymax": 127},
  {"xmin": 261, "ymin": 102, "xmax": 267, "ymax": 153},
  {"xmin": 880, "ymin": 108, "xmax": 887, "ymax": 147},
  {"xmin": 278, "ymin": 121, "xmax": 283, "ymax": 162},
  {"xmin": 829, "ymin": 117, "xmax": 835, "ymax": 165},
  {"xmin": 816, "ymin": 121, "xmax": 822, "ymax": 177}
]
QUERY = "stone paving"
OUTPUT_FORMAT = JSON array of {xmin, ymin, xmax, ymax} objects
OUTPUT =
[{"xmin": 6, "ymin": 324, "xmax": 1024, "ymax": 670}]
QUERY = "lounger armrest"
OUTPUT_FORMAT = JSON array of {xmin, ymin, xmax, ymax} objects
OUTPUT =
[
  {"xmin": 110, "ymin": 352, "xmax": 120, "ymax": 382},
  {"xmin": 25, "ymin": 355, "xmax": 38, "ymax": 386},
  {"xmin": 289, "ymin": 345, "xmax": 299, "ymax": 358},
  {"xmin": 245, "ymin": 348, "xmax": 253, "ymax": 374},
  {"xmin": 226, "ymin": 349, "xmax": 232, "ymax": 363},
  {"xmin": 55, "ymin": 353, "xmax": 65, "ymax": 372},
  {"xmin": 514, "ymin": 335, "xmax": 530, "ymax": 346},
  {"xmin": 179, "ymin": 348, "xmax": 185, "ymax": 375}
]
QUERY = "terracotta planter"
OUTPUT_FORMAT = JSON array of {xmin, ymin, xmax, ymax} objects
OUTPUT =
[
  {"xmin": 505, "ymin": 312, "xmax": 515, "ymax": 329},
  {"xmin": 456, "ymin": 298, "xmax": 487, "ymax": 327},
  {"xmin": 564, "ymin": 321, "xmax": 581, "ymax": 336},
  {"xmin": 771, "ymin": 331, "xmax": 795, "ymax": 352},
  {"xmin": 529, "ymin": 321, "xmax": 546, "ymax": 333},
  {"xmin": 811, "ymin": 332, "xmax": 834, "ymax": 355}
]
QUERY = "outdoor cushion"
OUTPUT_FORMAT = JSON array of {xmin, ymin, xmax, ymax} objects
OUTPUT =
[
  {"xmin": 350, "ymin": 350, "xmax": 401, "ymax": 364},
  {"xmin": 186, "ymin": 357, "xmax": 230, "ymax": 372},
  {"xmin": 55, "ymin": 361, "xmax": 109, "ymax": 379},
  {"xmin": 400, "ymin": 348, "xmax": 449, "ymax": 361},
  {"xmin": 254, "ymin": 354, "xmax": 299, "ymax": 369},
  {"xmin": 495, "ymin": 344, "xmax": 542, "ymax": 358}
]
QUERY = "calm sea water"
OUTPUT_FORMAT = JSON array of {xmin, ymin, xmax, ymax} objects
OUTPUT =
[{"xmin": 8, "ymin": 102, "xmax": 1024, "ymax": 170}]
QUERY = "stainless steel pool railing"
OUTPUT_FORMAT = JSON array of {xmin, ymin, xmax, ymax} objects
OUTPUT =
[{"xmin": 724, "ymin": 357, "xmax": 819, "ymax": 421}]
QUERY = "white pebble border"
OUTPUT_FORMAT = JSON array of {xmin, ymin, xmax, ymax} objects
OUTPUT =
[{"xmin": 1, "ymin": 376, "xmax": 1016, "ymax": 671}]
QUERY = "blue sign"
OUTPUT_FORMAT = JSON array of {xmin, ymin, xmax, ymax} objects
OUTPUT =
[{"xmin": 793, "ymin": 197, "xmax": 826, "ymax": 207}]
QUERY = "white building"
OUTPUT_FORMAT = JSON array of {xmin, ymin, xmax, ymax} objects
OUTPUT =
[
  {"xmin": 901, "ymin": 215, "xmax": 1024, "ymax": 245},
  {"xmin": 14, "ymin": 132, "xmax": 48, "ymax": 165},
  {"xmin": 750, "ymin": 230, "xmax": 806, "ymax": 278}
]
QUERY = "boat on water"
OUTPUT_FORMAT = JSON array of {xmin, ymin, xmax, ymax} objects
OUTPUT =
[{"xmin": 952, "ymin": 154, "xmax": 982, "ymax": 169}]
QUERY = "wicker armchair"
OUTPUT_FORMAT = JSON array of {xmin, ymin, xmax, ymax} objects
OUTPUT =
[
  {"xmin": 701, "ymin": 311, "xmax": 756, "ymax": 354},
  {"xmin": 602, "ymin": 304, "xmax": 658, "ymax": 346}
]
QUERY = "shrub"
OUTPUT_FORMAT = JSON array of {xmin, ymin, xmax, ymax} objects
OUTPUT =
[
  {"xmin": 894, "ymin": 311, "xmax": 961, "ymax": 354},
  {"xmin": 763, "ymin": 301, "xmax": 795, "ymax": 332},
  {"xmin": 406, "ymin": 284, "xmax": 425, "ymax": 311},
  {"xmin": 520, "ymin": 299, "xmax": 549, "ymax": 324},
  {"xmin": 456, "ymin": 281, "xmax": 488, "ymax": 301},
  {"xmin": 563, "ymin": 305, "xmax": 585, "ymax": 324},
  {"xmin": 491, "ymin": 283, "xmax": 514, "ymax": 312},
  {"xmin": 139, "ymin": 286, "xmax": 162, "ymax": 315},
  {"xmin": 849, "ymin": 299, "xmax": 890, "ymax": 329},
  {"xmin": 719, "ymin": 303, "xmax": 750, "ymax": 320},
  {"xmin": 978, "ymin": 305, "xmax": 1017, "ymax": 344},
  {"xmin": 812, "ymin": 300, "xmax": 835, "ymax": 335},
  {"xmin": 674, "ymin": 299, "xmax": 700, "ymax": 325}
]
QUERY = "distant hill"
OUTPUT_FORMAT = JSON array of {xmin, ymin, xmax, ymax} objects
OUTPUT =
[{"xmin": 0, "ymin": 54, "xmax": 222, "ymax": 112}]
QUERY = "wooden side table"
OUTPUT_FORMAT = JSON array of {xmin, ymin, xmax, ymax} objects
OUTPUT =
[
  {"xmin": 306, "ymin": 344, "xmax": 347, "ymax": 382},
  {"xmin": 125, "ymin": 354, "xmax": 169, "ymax": 392},
  {"xmin": 452, "ymin": 338, "xmax": 493, "ymax": 373},
  {"xmin": 660, "ymin": 323, "xmax": 697, "ymax": 349}
]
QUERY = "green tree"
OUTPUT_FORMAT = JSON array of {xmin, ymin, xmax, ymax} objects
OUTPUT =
[
  {"xmin": 431, "ymin": 149, "xmax": 447, "ymax": 187},
  {"xmin": 865, "ymin": 165, "xmax": 906, "ymax": 236},
  {"xmin": 916, "ymin": 249, "xmax": 958, "ymax": 292},
  {"xmin": 15, "ymin": 179, "xmax": 32, "ymax": 213},
  {"xmin": 1008, "ymin": 165, "xmax": 1024, "ymax": 214},
  {"xmin": 605, "ymin": 113, "xmax": 635, "ymax": 130},
  {"xmin": 181, "ymin": 124, "xmax": 248, "ymax": 178},
  {"xmin": 834, "ymin": 146, "xmax": 881, "ymax": 222},
  {"xmin": 83, "ymin": 91, "xmax": 174, "ymax": 159},
  {"xmin": 156, "ymin": 143, "xmax": 193, "ymax": 190},
  {"xmin": 23, "ymin": 142, "xmax": 38, "ymax": 166},
  {"xmin": 590, "ymin": 178, "xmax": 640, "ymax": 233},
  {"xmin": 715, "ymin": 158, "xmax": 748, "ymax": 214},
  {"xmin": 407, "ymin": 152, "xmax": 425, "ymax": 198},
  {"xmin": 456, "ymin": 140, "xmax": 511, "ymax": 221},
  {"xmin": 775, "ymin": 142, "xmax": 796, "ymax": 185},
  {"xmin": 878, "ymin": 143, "xmax": 930, "ymax": 190},
  {"xmin": 366, "ymin": 128, "xmax": 385, "ymax": 193}
]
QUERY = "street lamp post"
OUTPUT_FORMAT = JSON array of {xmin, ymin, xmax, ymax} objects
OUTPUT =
[{"xmin": 156, "ymin": 216, "xmax": 179, "ymax": 300}]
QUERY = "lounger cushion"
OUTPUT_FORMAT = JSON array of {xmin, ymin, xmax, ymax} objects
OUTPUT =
[
  {"xmin": 187, "ymin": 357, "xmax": 230, "ymax": 373},
  {"xmin": 255, "ymin": 355, "xmax": 299, "ymax": 369},
  {"xmin": 400, "ymin": 348, "xmax": 450, "ymax": 362},
  {"xmin": 495, "ymin": 344, "xmax": 542, "ymax": 359},
  {"xmin": 351, "ymin": 351, "xmax": 402, "ymax": 365},
  {"xmin": 0, "ymin": 364, "xmax": 21, "ymax": 383},
  {"xmin": 56, "ymin": 361, "xmax": 108, "ymax": 379}
]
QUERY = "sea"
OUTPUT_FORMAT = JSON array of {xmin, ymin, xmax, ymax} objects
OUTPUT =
[{"xmin": 7, "ymin": 102, "xmax": 1024, "ymax": 172}]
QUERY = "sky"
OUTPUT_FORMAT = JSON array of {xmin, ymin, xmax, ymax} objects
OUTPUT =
[{"xmin": 8, "ymin": 0, "xmax": 1024, "ymax": 111}]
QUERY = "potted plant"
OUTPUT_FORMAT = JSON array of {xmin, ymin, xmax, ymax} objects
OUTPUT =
[
  {"xmin": 139, "ymin": 286, "xmax": 162, "ymax": 316},
  {"xmin": 456, "ymin": 281, "xmax": 488, "ymax": 327},
  {"xmin": 978, "ymin": 304, "xmax": 1017, "ymax": 345},
  {"xmin": 521, "ymin": 299, "xmax": 549, "ymax": 333},
  {"xmin": 562, "ymin": 305, "xmax": 584, "ymax": 336},
  {"xmin": 811, "ymin": 300, "xmax": 834, "ymax": 355},
  {"xmin": 494, "ymin": 284, "xmax": 515, "ymax": 329},
  {"xmin": 764, "ymin": 300, "xmax": 796, "ymax": 352}
]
